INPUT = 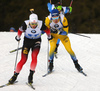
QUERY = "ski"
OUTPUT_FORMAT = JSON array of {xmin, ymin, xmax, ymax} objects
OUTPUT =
[
  {"xmin": 42, "ymin": 71, "xmax": 54, "ymax": 77},
  {"xmin": 79, "ymin": 70, "xmax": 87, "ymax": 76},
  {"xmin": 54, "ymin": 52, "xmax": 58, "ymax": 59},
  {"xmin": 0, "ymin": 81, "xmax": 18, "ymax": 88},
  {"xmin": 26, "ymin": 82, "xmax": 35, "ymax": 90},
  {"xmin": 10, "ymin": 47, "xmax": 22, "ymax": 53},
  {"xmin": 54, "ymin": 53, "xmax": 58, "ymax": 58}
]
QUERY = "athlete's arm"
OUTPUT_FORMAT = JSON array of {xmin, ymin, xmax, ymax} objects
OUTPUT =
[{"xmin": 62, "ymin": 17, "xmax": 69, "ymax": 34}]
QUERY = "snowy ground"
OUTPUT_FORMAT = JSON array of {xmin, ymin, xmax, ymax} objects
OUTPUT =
[{"xmin": 0, "ymin": 32, "xmax": 100, "ymax": 91}]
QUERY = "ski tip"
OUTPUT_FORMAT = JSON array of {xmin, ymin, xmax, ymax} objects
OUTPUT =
[
  {"xmin": 54, "ymin": 54, "xmax": 58, "ymax": 58},
  {"xmin": 84, "ymin": 73, "xmax": 87, "ymax": 76},
  {"xmin": 80, "ymin": 71, "xmax": 87, "ymax": 76},
  {"xmin": 0, "ymin": 81, "xmax": 18, "ymax": 88},
  {"xmin": 42, "ymin": 71, "xmax": 53, "ymax": 77},
  {"xmin": 42, "ymin": 74, "xmax": 47, "ymax": 77},
  {"xmin": 10, "ymin": 51, "xmax": 13, "ymax": 53},
  {"xmin": 26, "ymin": 82, "xmax": 35, "ymax": 90}
]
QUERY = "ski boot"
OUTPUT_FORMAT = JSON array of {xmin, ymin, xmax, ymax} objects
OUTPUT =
[
  {"xmin": 9, "ymin": 72, "xmax": 19, "ymax": 84},
  {"xmin": 28, "ymin": 70, "xmax": 35, "ymax": 84},
  {"xmin": 73, "ymin": 61, "xmax": 83, "ymax": 72},
  {"xmin": 48, "ymin": 60, "xmax": 54, "ymax": 72}
]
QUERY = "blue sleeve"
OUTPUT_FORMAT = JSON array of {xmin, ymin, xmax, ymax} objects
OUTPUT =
[
  {"xmin": 47, "ymin": 3, "xmax": 52, "ymax": 13},
  {"xmin": 64, "ymin": 7, "xmax": 70, "ymax": 14}
]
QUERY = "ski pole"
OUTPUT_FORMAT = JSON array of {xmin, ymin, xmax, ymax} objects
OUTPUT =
[
  {"xmin": 14, "ymin": 41, "xmax": 20, "ymax": 70},
  {"xmin": 71, "ymin": 33, "xmax": 91, "ymax": 38},
  {"xmin": 69, "ymin": 0, "xmax": 90, "ymax": 39},
  {"xmin": 10, "ymin": 47, "xmax": 22, "ymax": 53},
  {"xmin": 50, "ymin": 0, "xmax": 52, "ymax": 4},
  {"xmin": 70, "ymin": 0, "xmax": 73, "ymax": 7},
  {"xmin": 60, "ymin": 0, "xmax": 62, "ymax": 5},
  {"xmin": 47, "ymin": 40, "xmax": 49, "ymax": 72}
]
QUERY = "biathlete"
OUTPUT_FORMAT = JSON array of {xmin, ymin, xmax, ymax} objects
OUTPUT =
[
  {"xmin": 45, "ymin": 9, "xmax": 83, "ymax": 73},
  {"xmin": 8, "ymin": 13, "xmax": 52, "ymax": 85},
  {"xmin": 47, "ymin": 2, "xmax": 72, "ymax": 14},
  {"xmin": 47, "ymin": 2, "xmax": 72, "ymax": 54}
]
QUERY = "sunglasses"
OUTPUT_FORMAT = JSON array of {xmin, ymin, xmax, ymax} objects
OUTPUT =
[
  {"xmin": 52, "ymin": 16, "xmax": 59, "ymax": 20},
  {"xmin": 30, "ymin": 23, "xmax": 38, "ymax": 26}
]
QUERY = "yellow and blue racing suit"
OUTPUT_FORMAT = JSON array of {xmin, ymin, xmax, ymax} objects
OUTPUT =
[{"xmin": 45, "ymin": 14, "xmax": 77, "ymax": 62}]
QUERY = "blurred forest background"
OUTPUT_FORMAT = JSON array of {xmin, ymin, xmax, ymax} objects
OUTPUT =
[{"xmin": 0, "ymin": 0, "xmax": 100, "ymax": 33}]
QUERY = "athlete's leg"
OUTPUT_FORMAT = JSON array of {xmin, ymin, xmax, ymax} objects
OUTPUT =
[
  {"xmin": 60, "ymin": 35, "xmax": 83, "ymax": 72},
  {"xmin": 15, "ymin": 47, "xmax": 30, "ymax": 73},
  {"xmin": 54, "ymin": 39, "xmax": 60, "ymax": 54},
  {"xmin": 9, "ymin": 46, "xmax": 30, "ymax": 84},
  {"xmin": 30, "ymin": 41, "xmax": 41, "ymax": 71},
  {"xmin": 48, "ymin": 36, "xmax": 58, "ymax": 72},
  {"xmin": 60, "ymin": 35, "xmax": 76, "ymax": 60},
  {"xmin": 28, "ymin": 40, "xmax": 41, "ymax": 83},
  {"xmin": 49, "ymin": 37, "xmax": 58, "ymax": 61}
]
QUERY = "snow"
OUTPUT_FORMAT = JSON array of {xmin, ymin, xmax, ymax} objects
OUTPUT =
[{"xmin": 0, "ymin": 32, "xmax": 100, "ymax": 91}]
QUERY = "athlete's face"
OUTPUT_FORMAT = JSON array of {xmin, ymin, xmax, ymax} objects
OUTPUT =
[
  {"xmin": 30, "ymin": 22, "xmax": 38, "ymax": 29},
  {"xmin": 52, "ymin": 16, "xmax": 59, "ymax": 23}
]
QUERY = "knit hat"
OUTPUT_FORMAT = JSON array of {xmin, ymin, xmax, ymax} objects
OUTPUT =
[
  {"xmin": 10, "ymin": 27, "xmax": 16, "ymax": 32},
  {"xmin": 29, "ymin": 13, "xmax": 38, "ymax": 22},
  {"xmin": 51, "ymin": 9, "xmax": 59, "ymax": 17}
]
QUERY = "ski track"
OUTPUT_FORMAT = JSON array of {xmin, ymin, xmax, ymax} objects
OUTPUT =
[{"xmin": 0, "ymin": 32, "xmax": 100, "ymax": 91}]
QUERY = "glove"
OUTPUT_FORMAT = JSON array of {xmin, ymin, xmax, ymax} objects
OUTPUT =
[
  {"xmin": 48, "ymin": 35, "xmax": 53, "ymax": 41},
  {"xmin": 15, "ymin": 36, "xmax": 21, "ymax": 41},
  {"xmin": 68, "ymin": 6, "xmax": 72, "ymax": 13}
]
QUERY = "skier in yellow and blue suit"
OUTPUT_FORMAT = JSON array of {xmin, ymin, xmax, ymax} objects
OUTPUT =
[
  {"xmin": 45, "ymin": 9, "xmax": 83, "ymax": 72},
  {"xmin": 47, "ymin": 2, "xmax": 72, "ymax": 54}
]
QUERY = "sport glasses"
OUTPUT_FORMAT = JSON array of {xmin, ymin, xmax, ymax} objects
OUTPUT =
[
  {"xmin": 30, "ymin": 23, "xmax": 38, "ymax": 26},
  {"xmin": 52, "ymin": 16, "xmax": 59, "ymax": 20}
]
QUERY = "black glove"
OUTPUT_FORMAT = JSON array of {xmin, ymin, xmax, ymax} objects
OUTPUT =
[
  {"xmin": 15, "ymin": 36, "xmax": 21, "ymax": 41},
  {"xmin": 48, "ymin": 35, "xmax": 53, "ymax": 41}
]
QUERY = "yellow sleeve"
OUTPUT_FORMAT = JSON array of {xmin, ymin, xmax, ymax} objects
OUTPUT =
[
  {"xmin": 62, "ymin": 16, "xmax": 69, "ymax": 34},
  {"xmin": 45, "ymin": 17, "xmax": 50, "ymax": 29}
]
